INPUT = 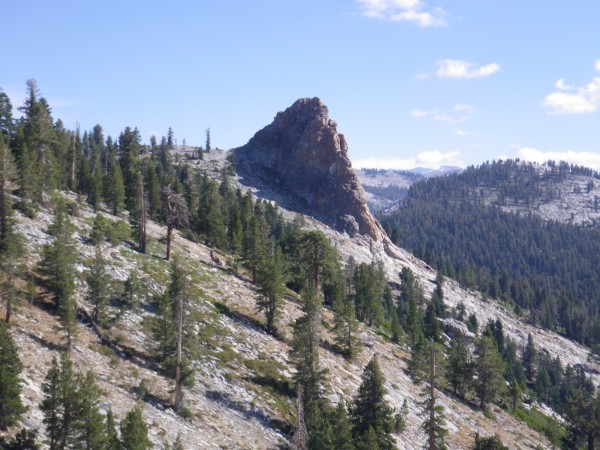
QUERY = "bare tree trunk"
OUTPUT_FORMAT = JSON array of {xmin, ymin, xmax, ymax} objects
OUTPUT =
[
  {"xmin": 292, "ymin": 388, "xmax": 308, "ymax": 450},
  {"xmin": 166, "ymin": 226, "xmax": 173, "ymax": 261}
]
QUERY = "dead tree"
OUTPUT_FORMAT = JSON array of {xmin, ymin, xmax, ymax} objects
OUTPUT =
[{"xmin": 162, "ymin": 186, "xmax": 189, "ymax": 261}]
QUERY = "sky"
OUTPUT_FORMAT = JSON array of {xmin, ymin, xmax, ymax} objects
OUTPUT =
[{"xmin": 2, "ymin": 0, "xmax": 599, "ymax": 170}]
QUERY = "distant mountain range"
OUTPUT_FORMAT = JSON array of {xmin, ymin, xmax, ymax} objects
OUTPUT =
[{"xmin": 355, "ymin": 166, "xmax": 463, "ymax": 212}]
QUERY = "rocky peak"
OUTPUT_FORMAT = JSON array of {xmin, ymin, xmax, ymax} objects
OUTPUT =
[{"xmin": 235, "ymin": 97, "xmax": 385, "ymax": 240}]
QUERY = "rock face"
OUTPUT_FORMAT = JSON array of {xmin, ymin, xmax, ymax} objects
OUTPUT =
[{"xmin": 235, "ymin": 97, "xmax": 385, "ymax": 239}]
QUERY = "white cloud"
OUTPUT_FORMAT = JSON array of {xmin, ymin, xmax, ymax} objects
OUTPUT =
[
  {"xmin": 454, "ymin": 128, "xmax": 480, "ymax": 137},
  {"xmin": 555, "ymin": 79, "xmax": 574, "ymax": 91},
  {"xmin": 353, "ymin": 150, "xmax": 464, "ymax": 170},
  {"xmin": 436, "ymin": 59, "xmax": 501, "ymax": 79},
  {"xmin": 543, "ymin": 60, "xmax": 600, "ymax": 115},
  {"xmin": 410, "ymin": 103, "xmax": 473, "ymax": 124},
  {"xmin": 453, "ymin": 103, "xmax": 474, "ymax": 113},
  {"xmin": 409, "ymin": 109, "xmax": 429, "ymax": 117},
  {"xmin": 356, "ymin": 0, "xmax": 447, "ymax": 27},
  {"xmin": 508, "ymin": 147, "xmax": 600, "ymax": 171}
]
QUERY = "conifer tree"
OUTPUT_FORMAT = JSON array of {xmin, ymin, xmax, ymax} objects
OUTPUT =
[
  {"xmin": 431, "ymin": 272, "xmax": 446, "ymax": 319},
  {"xmin": 40, "ymin": 353, "xmax": 78, "ymax": 449},
  {"xmin": 446, "ymin": 331, "xmax": 474, "ymax": 399},
  {"xmin": 0, "ymin": 137, "xmax": 24, "ymax": 323},
  {"xmin": 522, "ymin": 333, "xmax": 537, "ymax": 382},
  {"xmin": 350, "ymin": 355, "xmax": 397, "ymax": 450},
  {"xmin": 19, "ymin": 80, "xmax": 57, "ymax": 200},
  {"xmin": 256, "ymin": 245, "xmax": 284, "ymax": 335},
  {"xmin": 306, "ymin": 400, "xmax": 334, "ymax": 450},
  {"xmin": 122, "ymin": 272, "xmax": 142, "ymax": 311},
  {"xmin": 419, "ymin": 342, "xmax": 447, "ymax": 450},
  {"xmin": 0, "ymin": 135, "xmax": 24, "ymax": 323},
  {"xmin": 298, "ymin": 231, "xmax": 337, "ymax": 301},
  {"xmin": 39, "ymin": 200, "xmax": 78, "ymax": 346},
  {"xmin": 119, "ymin": 406, "xmax": 152, "ymax": 450},
  {"xmin": 105, "ymin": 407, "xmax": 120, "ymax": 450},
  {"xmin": 474, "ymin": 336, "xmax": 505, "ymax": 409},
  {"xmin": 407, "ymin": 295, "xmax": 423, "ymax": 348},
  {"xmin": 291, "ymin": 291, "xmax": 326, "ymax": 410},
  {"xmin": 331, "ymin": 401, "xmax": 356, "ymax": 450},
  {"xmin": 86, "ymin": 245, "xmax": 110, "ymax": 325},
  {"xmin": 4, "ymin": 428, "xmax": 40, "ymax": 449},
  {"xmin": 134, "ymin": 176, "xmax": 147, "ymax": 253},
  {"xmin": 74, "ymin": 371, "xmax": 105, "ymax": 449},
  {"xmin": 163, "ymin": 186, "xmax": 189, "ymax": 261},
  {"xmin": 0, "ymin": 321, "xmax": 25, "ymax": 429},
  {"xmin": 333, "ymin": 295, "xmax": 362, "ymax": 360},
  {"xmin": 196, "ymin": 179, "xmax": 226, "ymax": 248},
  {"xmin": 106, "ymin": 158, "xmax": 125, "ymax": 216}
]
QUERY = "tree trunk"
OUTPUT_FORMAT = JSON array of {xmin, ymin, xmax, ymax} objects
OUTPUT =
[
  {"xmin": 588, "ymin": 432, "xmax": 595, "ymax": 450},
  {"xmin": 166, "ymin": 226, "xmax": 173, "ymax": 261}
]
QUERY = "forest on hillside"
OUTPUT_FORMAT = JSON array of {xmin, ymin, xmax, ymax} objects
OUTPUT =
[
  {"xmin": 381, "ymin": 160, "xmax": 600, "ymax": 348},
  {"xmin": 2, "ymin": 82, "xmax": 600, "ymax": 449}
]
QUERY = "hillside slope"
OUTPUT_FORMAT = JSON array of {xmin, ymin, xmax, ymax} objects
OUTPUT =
[{"xmin": 8, "ymin": 188, "xmax": 579, "ymax": 450}]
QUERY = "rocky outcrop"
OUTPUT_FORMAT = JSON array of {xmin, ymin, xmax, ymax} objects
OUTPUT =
[{"xmin": 235, "ymin": 97, "xmax": 385, "ymax": 240}]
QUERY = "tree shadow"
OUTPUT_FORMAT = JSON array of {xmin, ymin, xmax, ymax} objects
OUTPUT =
[{"xmin": 205, "ymin": 389, "xmax": 291, "ymax": 437}]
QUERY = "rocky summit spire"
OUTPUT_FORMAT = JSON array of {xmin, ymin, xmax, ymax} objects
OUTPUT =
[{"xmin": 234, "ymin": 97, "xmax": 385, "ymax": 240}]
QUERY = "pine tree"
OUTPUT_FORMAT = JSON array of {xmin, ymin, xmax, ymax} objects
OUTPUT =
[
  {"xmin": 331, "ymin": 401, "xmax": 355, "ymax": 450},
  {"xmin": 291, "ymin": 291, "xmax": 327, "ymax": 410},
  {"xmin": 0, "ymin": 137, "xmax": 24, "ymax": 323},
  {"xmin": 40, "ymin": 357, "xmax": 61, "ymax": 450},
  {"xmin": 196, "ymin": 179, "xmax": 226, "ymax": 248},
  {"xmin": 40, "ymin": 353, "xmax": 78, "ymax": 449},
  {"xmin": 0, "ymin": 321, "xmax": 25, "ymax": 429},
  {"xmin": 351, "ymin": 355, "xmax": 397, "ymax": 450},
  {"xmin": 134, "ymin": 176, "xmax": 147, "ymax": 253},
  {"xmin": 119, "ymin": 406, "xmax": 152, "ymax": 450},
  {"xmin": 419, "ymin": 343, "xmax": 447, "ymax": 450},
  {"xmin": 106, "ymin": 157, "xmax": 125, "ymax": 216},
  {"xmin": 3, "ymin": 428, "xmax": 40, "ymax": 449},
  {"xmin": 407, "ymin": 295, "xmax": 423, "ymax": 348},
  {"xmin": 522, "ymin": 333, "xmax": 537, "ymax": 382},
  {"xmin": 86, "ymin": 245, "xmax": 110, "ymax": 325},
  {"xmin": 333, "ymin": 295, "xmax": 362, "ymax": 360},
  {"xmin": 256, "ymin": 245, "xmax": 284, "ymax": 335},
  {"xmin": 74, "ymin": 371, "xmax": 105, "ymax": 449},
  {"xmin": 19, "ymin": 80, "xmax": 57, "ymax": 200},
  {"xmin": 446, "ymin": 331, "xmax": 474, "ymax": 399},
  {"xmin": 39, "ymin": 200, "xmax": 78, "ymax": 346},
  {"xmin": 105, "ymin": 407, "xmax": 120, "ymax": 450},
  {"xmin": 431, "ymin": 273, "xmax": 446, "ymax": 319},
  {"xmin": 474, "ymin": 336, "xmax": 505, "ymax": 409},
  {"xmin": 298, "ymin": 231, "xmax": 337, "ymax": 301},
  {"xmin": 122, "ymin": 272, "xmax": 142, "ymax": 311},
  {"xmin": 306, "ymin": 400, "xmax": 334, "ymax": 450},
  {"xmin": 163, "ymin": 186, "xmax": 189, "ymax": 261}
]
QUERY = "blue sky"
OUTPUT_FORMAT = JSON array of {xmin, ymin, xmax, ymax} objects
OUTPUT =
[{"xmin": 2, "ymin": 0, "xmax": 599, "ymax": 169}]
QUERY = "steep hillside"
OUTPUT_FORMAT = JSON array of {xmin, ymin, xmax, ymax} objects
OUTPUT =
[{"xmin": 7, "ymin": 186, "xmax": 583, "ymax": 450}]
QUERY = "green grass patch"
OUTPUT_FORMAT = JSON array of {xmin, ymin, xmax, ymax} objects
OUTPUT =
[{"xmin": 512, "ymin": 407, "xmax": 567, "ymax": 449}]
